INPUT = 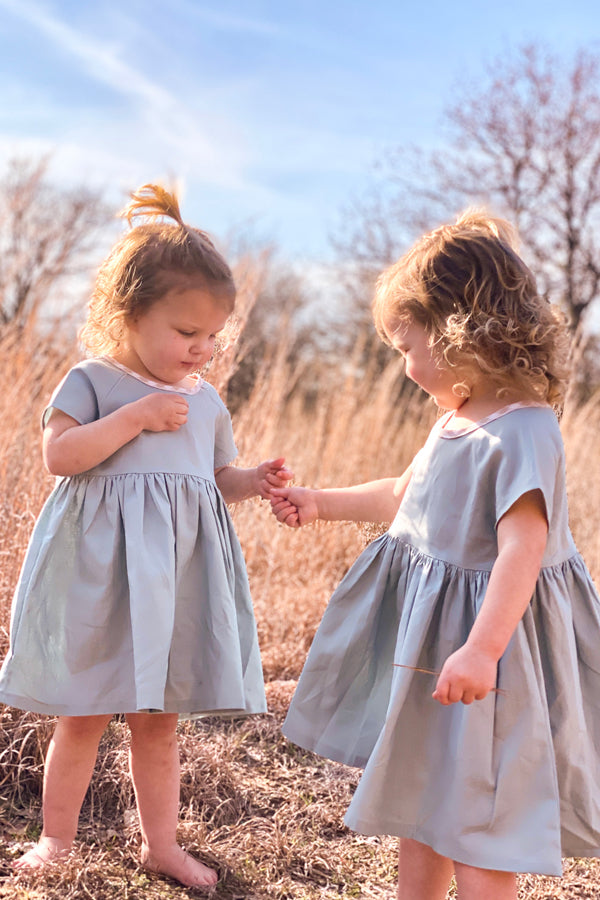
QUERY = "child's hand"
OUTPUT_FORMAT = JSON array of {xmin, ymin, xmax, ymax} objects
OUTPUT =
[
  {"xmin": 134, "ymin": 393, "xmax": 189, "ymax": 432},
  {"xmin": 270, "ymin": 486, "xmax": 318, "ymax": 528},
  {"xmin": 432, "ymin": 644, "xmax": 498, "ymax": 705},
  {"xmin": 256, "ymin": 457, "xmax": 294, "ymax": 500}
]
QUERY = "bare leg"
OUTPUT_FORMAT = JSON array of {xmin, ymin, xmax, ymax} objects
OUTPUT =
[
  {"xmin": 396, "ymin": 838, "xmax": 454, "ymax": 900},
  {"xmin": 454, "ymin": 861, "xmax": 517, "ymax": 900},
  {"xmin": 126, "ymin": 712, "xmax": 217, "ymax": 888},
  {"xmin": 14, "ymin": 714, "xmax": 112, "ymax": 869}
]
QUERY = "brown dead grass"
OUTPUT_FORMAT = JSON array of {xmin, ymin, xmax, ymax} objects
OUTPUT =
[
  {"xmin": 3, "ymin": 696, "xmax": 600, "ymax": 899},
  {"xmin": 0, "ymin": 284, "xmax": 600, "ymax": 897}
]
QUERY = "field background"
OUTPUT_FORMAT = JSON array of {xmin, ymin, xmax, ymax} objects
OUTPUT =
[{"xmin": 1, "ymin": 274, "xmax": 600, "ymax": 898}]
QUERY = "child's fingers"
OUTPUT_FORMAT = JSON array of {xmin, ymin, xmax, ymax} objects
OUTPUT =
[
  {"xmin": 270, "ymin": 495, "xmax": 294, "ymax": 509},
  {"xmin": 271, "ymin": 501, "xmax": 299, "ymax": 526},
  {"xmin": 473, "ymin": 687, "xmax": 491, "ymax": 701},
  {"xmin": 258, "ymin": 458, "xmax": 293, "ymax": 483},
  {"xmin": 276, "ymin": 468, "xmax": 294, "ymax": 481},
  {"xmin": 265, "ymin": 472, "xmax": 292, "ymax": 488},
  {"xmin": 263, "ymin": 456, "xmax": 289, "ymax": 475},
  {"xmin": 432, "ymin": 673, "xmax": 454, "ymax": 705},
  {"xmin": 271, "ymin": 498, "xmax": 295, "ymax": 516},
  {"xmin": 461, "ymin": 691, "xmax": 477, "ymax": 705},
  {"xmin": 434, "ymin": 677, "xmax": 483, "ymax": 705},
  {"xmin": 270, "ymin": 487, "xmax": 290, "ymax": 501},
  {"xmin": 279, "ymin": 510, "xmax": 299, "ymax": 527},
  {"xmin": 432, "ymin": 687, "xmax": 449, "ymax": 705},
  {"xmin": 269, "ymin": 465, "xmax": 294, "ymax": 478}
]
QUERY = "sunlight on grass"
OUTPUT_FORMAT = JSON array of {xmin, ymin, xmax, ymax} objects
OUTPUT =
[{"xmin": 0, "ymin": 273, "xmax": 599, "ymax": 897}]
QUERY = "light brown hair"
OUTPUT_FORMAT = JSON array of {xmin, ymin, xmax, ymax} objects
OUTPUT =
[
  {"xmin": 80, "ymin": 184, "xmax": 235, "ymax": 356},
  {"xmin": 372, "ymin": 210, "xmax": 570, "ymax": 405}
]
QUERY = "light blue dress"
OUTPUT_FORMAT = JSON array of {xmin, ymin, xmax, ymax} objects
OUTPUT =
[
  {"xmin": 282, "ymin": 403, "xmax": 600, "ymax": 875},
  {"xmin": 0, "ymin": 357, "xmax": 266, "ymax": 719}
]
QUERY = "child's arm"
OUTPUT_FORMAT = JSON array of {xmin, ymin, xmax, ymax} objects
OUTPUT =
[
  {"xmin": 214, "ymin": 457, "xmax": 293, "ymax": 503},
  {"xmin": 270, "ymin": 463, "xmax": 414, "ymax": 527},
  {"xmin": 432, "ymin": 489, "xmax": 548, "ymax": 706},
  {"xmin": 43, "ymin": 394, "xmax": 189, "ymax": 476}
]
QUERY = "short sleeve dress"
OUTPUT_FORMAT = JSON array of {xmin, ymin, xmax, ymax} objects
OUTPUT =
[
  {"xmin": 282, "ymin": 403, "xmax": 600, "ymax": 876},
  {"xmin": 0, "ymin": 357, "xmax": 266, "ymax": 719}
]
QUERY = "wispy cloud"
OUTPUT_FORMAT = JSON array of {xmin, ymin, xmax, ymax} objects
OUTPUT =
[
  {"xmin": 175, "ymin": 0, "xmax": 282, "ymax": 37},
  {"xmin": 1, "ymin": 0, "xmax": 589, "ymax": 261},
  {"xmin": 0, "ymin": 0, "xmax": 171, "ymax": 109},
  {"xmin": 0, "ymin": 0, "xmax": 262, "ymax": 193},
  {"xmin": 0, "ymin": 0, "xmax": 408, "ymax": 257}
]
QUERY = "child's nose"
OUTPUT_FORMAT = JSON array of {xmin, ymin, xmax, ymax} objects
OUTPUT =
[{"xmin": 191, "ymin": 337, "xmax": 211, "ymax": 357}]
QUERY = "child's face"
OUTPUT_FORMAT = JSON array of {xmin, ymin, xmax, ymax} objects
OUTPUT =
[
  {"xmin": 121, "ymin": 285, "xmax": 230, "ymax": 385},
  {"xmin": 389, "ymin": 320, "xmax": 462, "ymax": 410}
]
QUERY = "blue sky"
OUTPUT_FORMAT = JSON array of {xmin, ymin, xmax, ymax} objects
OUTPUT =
[{"xmin": 0, "ymin": 0, "xmax": 598, "ymax": 262}]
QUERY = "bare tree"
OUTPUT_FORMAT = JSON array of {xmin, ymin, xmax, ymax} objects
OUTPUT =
[
  {"xmin": 331, "ymin": 170, "xmax": 429, "ymax": 325},
  {"xmin": 440, "ymin": 44, "xmax": 600, "ymax": 333},
  {"xmin": 0, "ymin": 156, "xmax": 111, "ymax": 325},
  {"xmin": 226, "ymin": 255, "xmax": 331, "ymax": 409},
  {"xmin": 334, "ymin": 43, "xmax": 600, "ymax": 335}
]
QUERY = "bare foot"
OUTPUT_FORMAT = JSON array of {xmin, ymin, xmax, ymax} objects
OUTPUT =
[
  {"xmin": 13, "ymin": 836, "xmax": 72, "ymax": 870},
  {"xmin": 141, "ymin": 843, "xmax": 218, "ymax": 888}
]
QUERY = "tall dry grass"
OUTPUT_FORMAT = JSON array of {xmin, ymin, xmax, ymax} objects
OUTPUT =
[{"xmin": 1, "ymin": 270, "xmax": 600, "ymax": 898}]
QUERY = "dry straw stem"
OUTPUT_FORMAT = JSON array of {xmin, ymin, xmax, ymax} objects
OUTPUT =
[
  {"xmin": 393, "ymin": 665, "xmax": 507, "ymax": 696},
  {"xmin": 205, "ymin": 250, "xmax": 271, "ymax": 400},
  {"xmin": 0, "ymin": 321, "xmax": 75, "ymax": 653},
  {"xmin": 3, "ymin": 701, "xmax": 599, "ymax": 899},
  {"xmin": 561, "ymin": 393, "xmax": 600, "ymax": 582},
  {"xmin": 1, "ymin": 694, "xmax": 399, "ymax": 900},
  {"xmin": 1, "ymin": 286, "xmax": 600, "ymax": 896}
]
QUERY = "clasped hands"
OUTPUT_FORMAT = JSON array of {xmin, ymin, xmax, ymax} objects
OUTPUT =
[{"xmin": 269, "ymin": 485, "xmax": 315, "ymax": 528}]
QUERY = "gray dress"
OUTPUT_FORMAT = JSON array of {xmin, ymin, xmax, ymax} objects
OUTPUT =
[
  {"xmin": 0, "ymin": 357, "xmax": 266, "ymax": 718},
  {"xmin": 283, "ymin": 403, "xmax": 600, "ymax": 875}
]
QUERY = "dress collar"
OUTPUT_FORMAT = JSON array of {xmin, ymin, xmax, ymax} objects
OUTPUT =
[
  {"xmin": 438, "ymin": 401, "xmax": 549, "ymax": 439},
  {"xmin": 99, "ymin": 357, "xmax": 205, "ymax": 395}
]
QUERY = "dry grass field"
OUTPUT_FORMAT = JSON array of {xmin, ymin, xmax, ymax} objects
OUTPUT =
[{"xmin": 1, "ymin": 281, "xmax": 600, "ymax": 898}]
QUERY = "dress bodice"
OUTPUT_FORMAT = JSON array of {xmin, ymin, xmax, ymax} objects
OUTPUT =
[
  {"xmin": 43, "ymin": 357, "xmax": 237, "ymax": 482},
  {"xmin": 389, "ymin": 405, "xmax": 576, "ymax": 570}
]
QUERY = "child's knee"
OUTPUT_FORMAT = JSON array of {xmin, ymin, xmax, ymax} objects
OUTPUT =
[
  {"xmin": 126, "ymin": 711, "xmax": 178, "ymax": 743},
  {"xmin": 56, "ymin": 714, "xmax": 112, "ymax": 743}
]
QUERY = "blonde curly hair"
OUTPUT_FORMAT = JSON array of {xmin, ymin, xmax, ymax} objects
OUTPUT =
[
  {"xmin": 80, "ymin": 184, "xmax": 235, "ymax": 356},
  {"xmin": 372, "ymin": 210, "xmax": 570, "ymax": 406}
]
